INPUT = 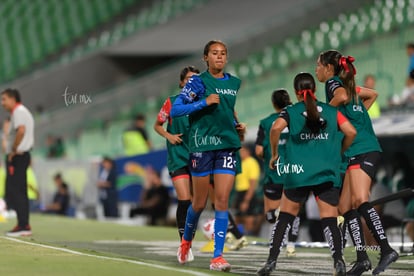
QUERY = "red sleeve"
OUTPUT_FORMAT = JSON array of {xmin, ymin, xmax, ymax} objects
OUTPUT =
[
  {"xmin": 337, "ymin": 111, "xmax": 348, "ymax": 126},
  {"xmin": 156, "ymin": 98, "xmax": 171, "ymax": 124}
]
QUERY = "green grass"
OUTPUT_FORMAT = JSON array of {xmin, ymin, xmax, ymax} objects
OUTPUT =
[
  {"xmin": 0, "ymin": 214, "xmax": 412, "ymax": 275},
  {"xmin": 0, "ymin": 215, "xmax": 212, "ymax": 276}
]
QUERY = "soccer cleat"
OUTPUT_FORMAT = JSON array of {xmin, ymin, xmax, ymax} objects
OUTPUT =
[
  {"xmin": 225, "ymin": 232, "xmax": 235, "ymax": 244},
  {"xmin": 286, "ymin": 243, "xmax": 296, "ymax": 257},
  {"xmin": 177, "ymin": 238, "xmax": 192, "ymax": 264},
  {"xmin": 256, "ymin": 260, "xmax": 276, "ymax": 276},
  {"xmin": 347, "ymin": 259, "xmax": 371, "ymax": 276},
  {"xmin": 334, "ymin": 259, "xmax": 346, "ymax": 276},
  {"xmin": 6, "ymin": 225, "xmax": 32, "ymax": 237},
  {"xmin": 210, "ymin": 256, "xmax": 231, "ymax": 272},
  {"xmin": 229, "ymin": 236, "xmax": 248, "ymax": 251},
  {"xmin": 372, "ymin": 250, "xmax": 398, "ymax": 275},
  {"xmin": 187, "ymin": 248, "xmax": 194, "ymax": 262},
  {"xmin": 177, "ymin": 247, "xmax": 194, "ymax": 263}
]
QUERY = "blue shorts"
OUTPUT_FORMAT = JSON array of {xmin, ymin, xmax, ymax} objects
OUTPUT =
[{"xmin": 190, "ymin": 149, "xmax": 237, "ymax": 177}]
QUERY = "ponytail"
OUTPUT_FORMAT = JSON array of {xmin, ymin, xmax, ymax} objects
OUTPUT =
[
  {"xmin": 300, "ymin": 89, "xmax": 321, "ymax": 134},
  {"xmin": 294, "ymin": 73, "xmax": 324, "ymax": 134},
  {"xmin": 338, "ymin": 56, "xmax": 357, "ymax": 103}
]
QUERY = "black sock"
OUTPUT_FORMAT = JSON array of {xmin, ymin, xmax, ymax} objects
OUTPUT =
[
  {"xmin": 288, "ymin": 217, "xmax": 300, "ymax": 242},
  {"xmin": 176, "ymin": 200, "xmax": 191, "ymax": 240},
  {"xmin": 321, "ymin": 217, "xmax": 343, "ymax": 263},
  {"xmin": 358, "ymin": 202, "xmax": 393, "ymax": 254},
  {"xmin": 228, "ymin": 211, "xmax": 243, "ymax": 239},
  {"xmin": 343, "ymin": 209, "xmax": 369, "ymax": 261},
  {"xmin": 268, "ymin": 212, "xmax": 295, "ymax": 262}
]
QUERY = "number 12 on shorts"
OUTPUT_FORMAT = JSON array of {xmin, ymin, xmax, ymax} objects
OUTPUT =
[{"xmin": 223, "ymin": 156, "xmax": 234, "ymax": 168}]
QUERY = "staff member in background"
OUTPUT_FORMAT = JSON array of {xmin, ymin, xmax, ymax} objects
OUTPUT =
[
  {"xmin": 363, "ymin": 74, "xmax": 381, "ymax": 119},
  {"xmin": 233, "ymin": 145, "xmax": 261, "ymax": 236},
  {"xmin": 123, "ymin": 114, "xmax": 152, "ymax": 156},
  {"xmin": 43, "ymin": 173, "xmax": 70, "ymax": 216},
  {"xmin": 97, "ymin": 156, "xmax": 119, "ymax": 218},
  {"xmin": 1, "ymin": 88, "xmax": 34, "ymax": 237}
]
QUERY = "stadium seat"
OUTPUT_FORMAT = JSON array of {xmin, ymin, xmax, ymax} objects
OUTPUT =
[{"xmin": 0, "ymin": 0, "xmax": 138, "ymax": 83}]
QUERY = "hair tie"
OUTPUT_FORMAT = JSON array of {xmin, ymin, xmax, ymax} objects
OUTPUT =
[
  {"xmin": 339, "ymin": 56, "xmax": 356, "ymax": 75},
  {"xmin": 298, "ymin": 89, "xmax": 316, "ymax": 102}
]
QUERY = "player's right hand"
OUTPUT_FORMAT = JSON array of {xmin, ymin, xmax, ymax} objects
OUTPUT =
[
  {"xmin": 167, "ymin": 133, "xmax": 183, "ymax": 145},
  {"xmin": 206, "ymin": 94, "xmax": 220, "ymax": 105}
]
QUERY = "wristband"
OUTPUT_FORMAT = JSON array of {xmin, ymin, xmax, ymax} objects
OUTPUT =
[{"xmin": 355, "ymin": 86, "xmax": 361, "ymax": 94}]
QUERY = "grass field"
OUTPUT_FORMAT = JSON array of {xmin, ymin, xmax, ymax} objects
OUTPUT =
[{"xmin": 0, "ymin": 214, "xmax": 412, "ymax": 275}]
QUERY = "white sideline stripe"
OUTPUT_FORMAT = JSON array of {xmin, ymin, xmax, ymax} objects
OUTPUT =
[{"xmin": 1, "ymin": 237, "xmax": 211, "ymax": 276}]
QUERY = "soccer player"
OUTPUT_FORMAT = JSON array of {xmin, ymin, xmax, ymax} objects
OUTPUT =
[
  {"xmin": 316, "ymin": 50, "xmax": 399, "ymax": 276},
  {"xmin": 255, "ymin": 89, "xmax": 300, "ymax": 256},
  {"xmin": 257, "ymin": 72, "xmax": 356, "ymax": 276},
  {"xmin": 171, "ymin": 40, "xmax": 245, "ymax": 272},
  {"xmin": 154, "ymin": 65, "xmax": 200, "ymax": 261}
]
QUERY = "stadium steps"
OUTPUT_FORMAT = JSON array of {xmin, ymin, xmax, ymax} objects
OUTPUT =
[
  {"xmin": 0, "ymin": 0, "xmax": 139, "ymax": 84},
  {"xmin": 31, "ymin": 0, "xmax": 414, "ymax": 159}
]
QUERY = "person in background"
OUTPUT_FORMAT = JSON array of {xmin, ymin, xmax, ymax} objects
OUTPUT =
[
  {"xmin": 1, "ymin": 88, "xmax": 34, "ymax": 237},
  {"xmin": 400, "ymin": 69, "xmax": 414, "ymax": 105},
  {"xmin": 46, "ymin": 135, "xmax": 66, "ymax": 158},
  {"xmin": 97, "ymin": 156, "xmax": 118, "ymax": 218},
  {"xmin": 43, "ymin": 173, "xmax": 70, "ymax": 216},
  {"xmin": 27, "ymin": 163, "xmax": 39, "ymax": 211},
  {"xmin": 129, "ymin": 166, "xmax": 170, "ymax": 225},
  {"xmin": 363, "ymin": 75, "xmax": 381, "ymax": 119},
  {"xmin": 123, "ymin": 114, "xmax": 152, "ymax": 156},
  {"xmin": 406, "ymin": 43, "xmax": 414, "ymax": 78},
  {"xmin": 154, "ymin": 65, "xmax": 199, "ymax": 248},
  {"xmin": 233, "ymin": 145, "xmax": 261, "ymax": 235}
]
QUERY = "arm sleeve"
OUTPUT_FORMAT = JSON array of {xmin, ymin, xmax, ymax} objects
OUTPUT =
[
  {"xmin": 255, "ymin": 124, "xmax": 265, "ymax": 145},
  {"xmin": 326, "ymin": 78, "xmax": 343, "ymax": 102},
  {"xmin": 278, "ymin": 108, "xmax": 290, "ymax": 127},
  {"xmin": 156, "ymin": 98, "xmax": 171, "ymax": 123},
  {"xmin": 170, "ymin": 75, "xmax": 208, "ymax": 117},
  {"xmin": 337, "ymin": 111, "xmax": 348, "ymax": 127},
  {"xmin": 170, "ymin": 96, "xmax": 207, "ymax": 117}
]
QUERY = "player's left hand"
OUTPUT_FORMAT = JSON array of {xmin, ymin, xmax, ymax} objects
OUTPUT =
[{"xmin": 167, "ymin": 133, "xmax": 183, "ymax": 145}]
